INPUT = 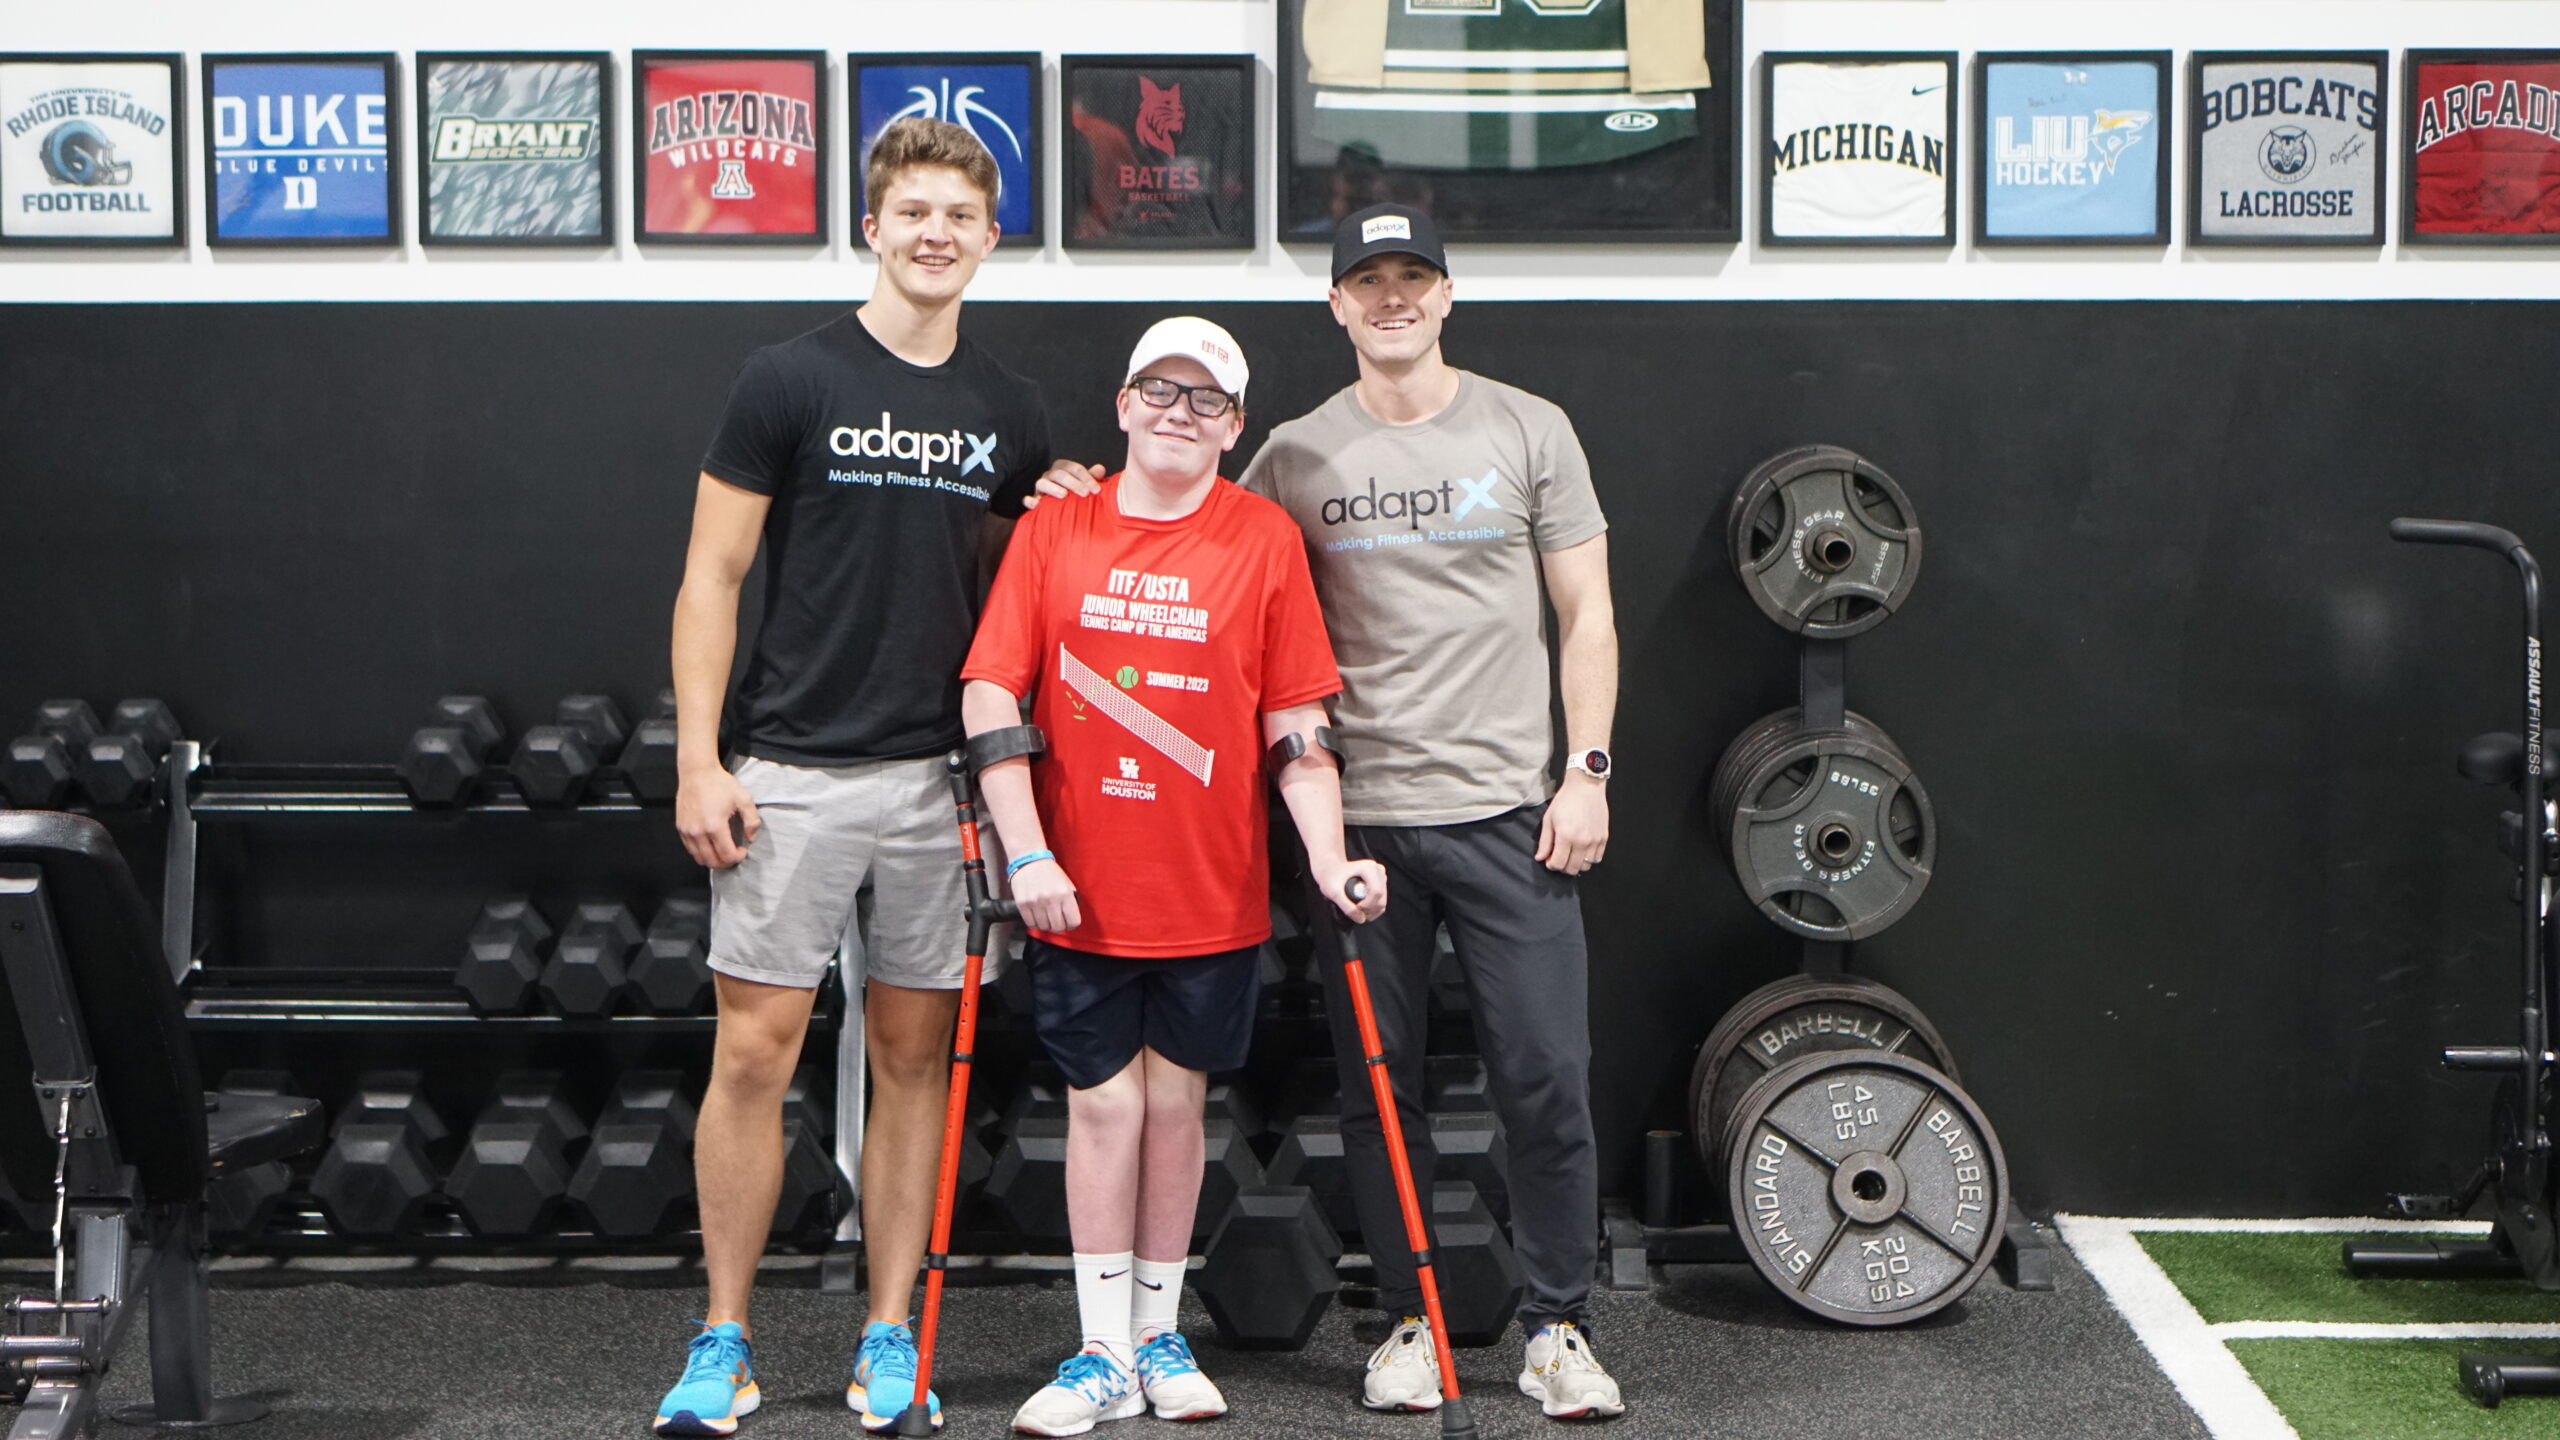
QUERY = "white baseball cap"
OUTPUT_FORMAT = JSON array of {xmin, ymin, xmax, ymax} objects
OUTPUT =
[{"xmin": 1124, "ymin": 316, "xmax": 1249, "ymax": 402}]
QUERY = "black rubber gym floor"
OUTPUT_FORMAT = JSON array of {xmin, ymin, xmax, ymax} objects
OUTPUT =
[{"xmin": 83, "ymin": 1244, "xmax": 2203, "ymax": 1440}]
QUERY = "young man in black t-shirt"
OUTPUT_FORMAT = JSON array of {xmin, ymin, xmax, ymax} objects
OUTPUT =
[{"xmin": 652, "ymin": 118, "xmax": 1054, "ymax": 1439}]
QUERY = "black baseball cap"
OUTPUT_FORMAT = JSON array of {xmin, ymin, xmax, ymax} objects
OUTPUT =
[{"xmin": 1330, "ymin": 202, "xmax": 1448, "ymax": 283}]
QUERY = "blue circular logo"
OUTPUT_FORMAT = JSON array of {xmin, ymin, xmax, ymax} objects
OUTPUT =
[{"xmin": 2258, "ymin": 126, "xmax": 2315, "ymax": 185}]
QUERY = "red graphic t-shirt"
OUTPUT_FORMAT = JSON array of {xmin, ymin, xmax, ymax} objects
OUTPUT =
[
  {"xmin": 2410, "ymin": 61, "xmax": 2560, "ymax": 236},
  {"xmin": 962, "ymin": 475, "xmax": 1341, "ymax": 958}
]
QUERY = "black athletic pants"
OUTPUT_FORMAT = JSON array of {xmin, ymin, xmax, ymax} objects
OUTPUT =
[{"xmin": 1320, "ymin": 803, "xmax": 1598, "ymax": 1337}]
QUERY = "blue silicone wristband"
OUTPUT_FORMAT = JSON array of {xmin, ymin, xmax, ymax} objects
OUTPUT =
[{"xmin": 1005, "ymin": 849, "xmax": 1055, "ymax": 879}]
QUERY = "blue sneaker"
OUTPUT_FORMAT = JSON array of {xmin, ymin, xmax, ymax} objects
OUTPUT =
[
  {"xmin": 656, "ymin": 1322, "xmax": 759, "ymax": 1437},
  {"xmin": 849, "ymin": 1319, "xmax": 941, "ymax": 1433},
  {"xmin": 1134, "ymin": 1330, "xmax": 1227, "ymax": 1420},
  {"xmin": 1012, "ymin": 1345, "xmax": 1145, "ymax": 1436}
]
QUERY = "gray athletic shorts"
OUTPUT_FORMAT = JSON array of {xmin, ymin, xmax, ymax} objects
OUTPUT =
[{"xmin": 707, "ymin": 753, "xmax": 1006, "ymax": 991}]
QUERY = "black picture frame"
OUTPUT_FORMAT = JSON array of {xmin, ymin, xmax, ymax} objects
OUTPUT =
[
  {"xmin": 2187, "ymin": 50, "xmax": 2388, "ymax": 249},
  {"xmin": 848, "ymin": 51, "xmax": 1044, "ymax": 250},
  {"xmin": 0, "ymin": 52, "xmax": 186, "ymax": 248},
  {"xmin": 201, "ymin": 52, "xmax": 401, "ymax": 248},
  {"xmin": 1060, "ymin": 53, "xmax": 1255, "ymax": 252},
  {"xmin": 631, "ymin": 49, "xmax": 829, "ymax": 246},
  {"xmin": 2401, "ymin": 48, "xmax": 2560, "ymax": 247},
  {"xmin": 1972, "ymin": 50, "xmax": 2172, "ymax": 248},
  {"xmin": 1274, "ymin": 0, "xmax": 1740, "ymax": 245},
  {"xmin": 1760, "ymin": 51, "xmax": 1958, "ymax": 249},
  {"xmin": 416, "ymin": 51, "xmax": 614, "ymax": 248}
]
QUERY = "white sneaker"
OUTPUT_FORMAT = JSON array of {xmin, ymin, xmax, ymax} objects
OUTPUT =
[
  {"xmin": 1518, "ymin": 1321, "xmax": 1625, "ymax": 1420},
  {"xmin": 1012, "ymin": 1345, "xmax": 1146, "ymax": 1437},
  {"xmin": 1362, "ymin": 1316, "xmax": 1444, "ymax": 1412},
  {"xmin": 1134, "ymin": 1330, "xmax": 1228, "ymax": 1420}
]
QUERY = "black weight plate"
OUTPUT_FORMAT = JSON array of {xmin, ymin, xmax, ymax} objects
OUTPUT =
[
  {"xmin": 1725, "ymin": 1051, "xmax": 2008, "ymax": 1326},
  {"xmin": 1707, "ymin": 709, "xmax": 1905, "ymax": 854},
  {"xmin": 1725, "ymin": 720, "xmax": 1934, "ymax": 942},
  {"xmin": 1727, "ymin": 446, "xmax": 1921, "ymax": 637},
  {"xmin": 1687, "ymin": 975, "xmax": 1959, "ymax": 1172}
]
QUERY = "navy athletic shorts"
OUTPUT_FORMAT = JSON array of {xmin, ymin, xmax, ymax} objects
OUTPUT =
[{"xmin": 1023, "ymin": 937, "xmax": 1262, "ymax": 1089}]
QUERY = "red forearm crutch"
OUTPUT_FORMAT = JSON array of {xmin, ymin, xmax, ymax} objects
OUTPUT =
[
  {"xmin": 898, "ymin": 744, "xmax": 1028, "ymax": 1437},
  {"xmin": 1336, "ymin": 872, "xmax": 1479, "ymax": 1440}
]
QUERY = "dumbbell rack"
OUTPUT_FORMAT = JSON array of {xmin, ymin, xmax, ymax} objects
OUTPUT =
[{"xmin": 114, "ymin": 739, "xmax": 855, "ymax": 1258}]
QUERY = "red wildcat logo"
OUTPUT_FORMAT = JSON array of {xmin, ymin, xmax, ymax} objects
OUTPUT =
[{"xmin": 1136, "ymin": 77, "xmax": 1183, "ymax": 156}]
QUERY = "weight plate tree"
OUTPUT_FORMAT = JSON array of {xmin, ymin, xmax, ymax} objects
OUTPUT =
[
  {"xmin": 1687, "ymin": 974, "xmax": 1960, "ymax": 1175},
  {"xmin": 1726, "ymin": 444, "xmax": 1922, "ymax": 638},
  {"xmin": 1709, "ymin": 708, "xmax": 1936, "ymax": 942},
  {"xmin": 1724, "ymin": 1051, "xmax": 2009, "ymax": 1326}
]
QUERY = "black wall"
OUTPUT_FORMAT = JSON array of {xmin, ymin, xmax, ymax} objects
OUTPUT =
[{"xmin": 4, "ymin": 297, "xmax": 2553, "ymax": 1217}]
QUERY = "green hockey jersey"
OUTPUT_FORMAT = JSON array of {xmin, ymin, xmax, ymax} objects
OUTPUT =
[{"xmin": 1304, "ymin": 0, "xmax": 1712, "ymax": 171}]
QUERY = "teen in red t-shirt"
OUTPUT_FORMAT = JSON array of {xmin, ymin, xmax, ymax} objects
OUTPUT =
[{"xmin": 961, "ymin": 318, "xmax": 1386, "ymax": 1435}]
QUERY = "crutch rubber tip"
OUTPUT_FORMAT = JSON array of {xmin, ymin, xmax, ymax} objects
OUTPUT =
[
  {"xmin": 1438, "ymin": 1397, "xmax": 1481, "ymax": 1438},
  {"xmin": 895, "ymin": 1400, "xmax": 937, "ymax": 1436}
]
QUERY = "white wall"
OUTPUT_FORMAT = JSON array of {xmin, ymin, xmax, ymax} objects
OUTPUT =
[{"xmin": 6, "ymin": 0, "xmax": 2560, "ymax": 302}]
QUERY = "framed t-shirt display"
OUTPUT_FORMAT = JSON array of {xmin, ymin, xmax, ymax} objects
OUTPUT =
[
  {"xmin": 850, "ymin": 51, "xmax": 1042, "ymax": 247},
  {"xmin": 1277, "ymin": 0, "xmax": 1740, "ymax": 244},
  {"xmin": 1062, "ymin": 53, "xmax": 1253, "ymax": 250},
  {"xmin": 1762, "ymin": 52, "xmax": 1957, "ymax": 247},
  {"xmin": 2403, "ymin": 49, "xmax": 2560, "ymax": 244},
  {"xmin": 2189, "ymin": 51, "xmax": 2388, "ymax": 247},
  {"xmin": 633, "ymin": 50, "xmax": 826, "ymax": 244},
  {"xmin": 0, "ymin": 53, "xmax": 184, "ymax": 247},
  {"xmin": 203, "ymin": 53, "xmax": 398, "ymax": 246},
  {"xmin": 1974, "ymin": 51, "xmax": 2170, "ymax": 246},
  {"xmin": 416, "ymin": 52, "xmax": 612, "ymax": 246}
]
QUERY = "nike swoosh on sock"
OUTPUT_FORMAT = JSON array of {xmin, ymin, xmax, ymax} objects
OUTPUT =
[
  {"xmin": 1137, "ymin": 1279, "xmax": 1164, "ymax": 1290},
  {"xmin": 1100, "ymin": 1269, "xmax": 1128, "ymax": 1280}
]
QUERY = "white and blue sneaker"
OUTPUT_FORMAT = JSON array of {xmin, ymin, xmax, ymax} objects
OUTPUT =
[
  {"xmin": 1134, "ymin": 1330, "xmax": 1227, "ymax": 1421},
  {"xmin": 849, "ymin": 1319, "xmax": 941, "ymax": 1433},
  {"xmin": 1011, "ymin": 1344, "xmax": 1146, "ymax": 1437},
  {"xmin": 656, "ymin": 1321, "xmax": 760, "ymax": 1437}
]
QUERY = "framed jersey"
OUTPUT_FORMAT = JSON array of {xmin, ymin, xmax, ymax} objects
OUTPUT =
[
  {"xmin": 0, "ymin": 53, "xmax": 185, "ymax": 248},
  {"xmin": 416, "ymin": 52, "xmax": 612, "ymax": 247},
  {"xmin": 1762, "ymin": 52, "xmax": 1957, "ymax": 247},
  {"xmin": 850, "ymin": 52, "xmax": 1043, "ymax": 248},
  {"xmin": 632, "ymin": 50, "xmax": 827, "ymax": 244},
  {"xmin": 202, "ymin": 53, "xmax": 399, "ymax": 247},
  {"xmin": 2403, "ymin": 49, "xmax": 2560, "ymax": 245},
  {"xmin": 1974, "ymin": 51, "xmax": 2170, "ymax": 247},
  {"xmin": 1062, "ymin": 53, "xmax": 1254, "ymax": 250},
  {"xmin": 2189, "ymin": 51, "xmax": 2387, "ymax": 248},
  {"xmin": 1276, "ymin": 0, "xmax": 1741, "ymax": 244}
]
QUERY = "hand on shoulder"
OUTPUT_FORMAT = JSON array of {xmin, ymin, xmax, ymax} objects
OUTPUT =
[{"xmin": 1025, "ymin": 459, "xmax": 1106, "ymax": 510}]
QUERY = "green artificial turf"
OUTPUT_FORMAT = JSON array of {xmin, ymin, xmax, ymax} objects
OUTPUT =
[
  {"xmin": 2138, "ymin": 1231, "xmax": 2560, "ymax": 1325},
  {"xmin": 2230, "ymin": 1339, "xmax": 2560, "ymax": 1440}
]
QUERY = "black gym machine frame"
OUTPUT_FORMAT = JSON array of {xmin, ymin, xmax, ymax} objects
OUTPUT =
[{"xmin": 2345, "ymin": 518, "xmax": 2560, "ymax": 1407}]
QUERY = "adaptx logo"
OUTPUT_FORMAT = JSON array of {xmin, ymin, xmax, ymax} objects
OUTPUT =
[
  {"xmin": 1318, "ymin": 468, "xmax": 1509, "ymax": 531},
  {"xmin": 826, "ymin": 412, "xmax": 997, "ymax": 475}
]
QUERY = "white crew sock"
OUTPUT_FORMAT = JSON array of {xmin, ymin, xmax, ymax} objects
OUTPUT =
[
  {"xmin": 1072, "ymin": 1251, "xmax": 1136, "ymax": 1368},
  {"xmin": 1131, "ymin": 1256, "xmax": 1187, "ymax": 1343}
]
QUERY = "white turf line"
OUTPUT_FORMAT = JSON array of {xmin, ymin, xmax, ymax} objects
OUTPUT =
[
  {"xmin": 2056, "ymin": 1216, "xmax": 2301, "ymax": 1440},
  {"xmin": 2058, "ymin": 1215, "xmax": 2560, "ymax": 1440}
]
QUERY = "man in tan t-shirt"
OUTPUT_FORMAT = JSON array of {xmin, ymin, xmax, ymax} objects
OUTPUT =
[{"xmin": 1039, "ymin": 202, "xmax": 1622, "ymax": 1423}]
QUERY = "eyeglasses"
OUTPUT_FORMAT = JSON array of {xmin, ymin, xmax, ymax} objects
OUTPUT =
[{"xmin": 1126, "ymin": 376, "xmax": 1237, "ymax": 419}]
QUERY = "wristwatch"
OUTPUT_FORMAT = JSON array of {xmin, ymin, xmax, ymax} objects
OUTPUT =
[{"xmin": 1566, "ymin": 748, "xmax": 1612, "ymax": 781}]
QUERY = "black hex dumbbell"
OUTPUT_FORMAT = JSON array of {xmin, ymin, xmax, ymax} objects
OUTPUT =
[
  {"xmin": 398, "ymin": 696, "xmax": 506, "ymax": 806},
  {"xmin": 628, "ymin": 896, "xmax": 712, "ymax": 1015},
  {"xmin": 76, "ymin": 698, "xmax": 181, "ymax": 808},
  {"xmin": 513, "ymin": 694, "xmax": 630, "ymax": 806},
  {"xmin": 1197, "ymin": 1186, "xmax": 1343, "ymax": 1350},
  {"xmin": 567, "ymin": 1071, "xmax": 697, "ymax": 1237},
  {"xmin": 539, "ymin": 902, "xmax": 641, "ymax": 1017},
  {"xmin": 3, "ymin": 700, "xmax": 102, "ymax": 809},
  {"xmin": 774, "ymin": 1071, "xmax": 839, "ymax": 1233},
  {"xmin": 447, "ymin": 1071, "xmax": 589, "ymax": 1237},
  {"xmin": 454, "ymin": 896, "xmax": 554, "ymax": 1015},
  {"xmin": 620, "ymin": 688, "xmax": 681, "ymax": 804},
  {"xmin": 207, "ymin": 1070, "xmax": 303, "ymax": 1241},
  {"xmin": 310, "ymin": 1071, "xmax": 447, "ymax": 1238}
]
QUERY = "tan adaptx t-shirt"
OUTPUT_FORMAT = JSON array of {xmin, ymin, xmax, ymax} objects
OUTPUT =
[{"xmin": 1240, "ymin": 371, "xmax": 1607, "ymax": 826}]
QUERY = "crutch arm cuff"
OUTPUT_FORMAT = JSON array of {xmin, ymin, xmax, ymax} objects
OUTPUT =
[
  {"xmin": 965, "ymin": 724, "xmax": 1047, "ymax": 773},
  {"xmin": 1265, "ymin": 725, "xmax": 1346, "ymax": 777}
]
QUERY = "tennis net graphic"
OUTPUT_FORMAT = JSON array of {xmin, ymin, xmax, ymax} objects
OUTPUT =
[{"xmin": 1060, "ymin": 645, "xmax": 1215, "ymax": 786}]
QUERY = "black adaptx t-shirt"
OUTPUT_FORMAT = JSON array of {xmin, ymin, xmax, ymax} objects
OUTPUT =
[{"xmin": 702, "ymin": 313, "xmax": 1052, "ymax": 764}]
